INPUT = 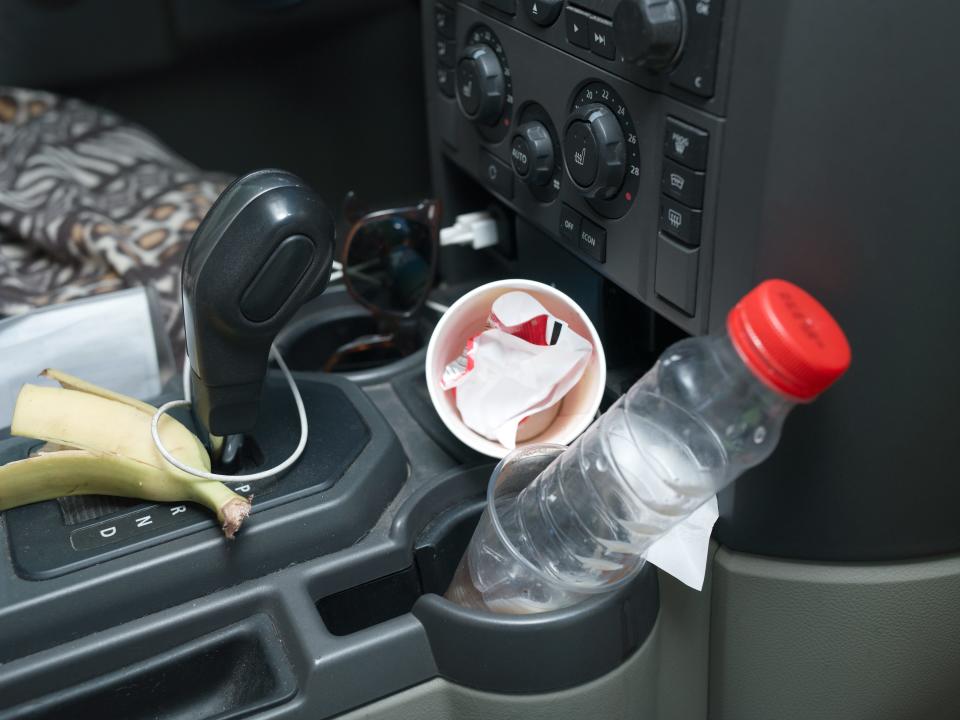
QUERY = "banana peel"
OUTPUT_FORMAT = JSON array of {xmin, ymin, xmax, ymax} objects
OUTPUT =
[{"xmin": 0, "ymin": 369, "xmax": 251, "ymax": 538}]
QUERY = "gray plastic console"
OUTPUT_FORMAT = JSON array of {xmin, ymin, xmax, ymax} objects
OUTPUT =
[
  {"xmin": 0, "ymin": 458, "xmax": 660, "ymax": 719},
  {"xmin": 0, "ymin": 373, "xmax": 406, "ymax": 661}
]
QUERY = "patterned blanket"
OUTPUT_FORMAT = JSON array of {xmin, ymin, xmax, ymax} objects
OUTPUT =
[{"xmin": 0, "ymin": 87, "xmax": 230, "ymax": 359}]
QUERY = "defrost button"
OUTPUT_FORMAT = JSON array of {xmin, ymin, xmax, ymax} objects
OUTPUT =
[
  {"xmin": 659, "ymin": 196, "xmax": 702, "ymax": 246},
  {"xmin": 661, "ymin": 158, "xmax": 705, "ymax": 208}
]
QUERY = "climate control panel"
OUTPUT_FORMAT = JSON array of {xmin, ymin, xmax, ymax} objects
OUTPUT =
[{"xmin": 427, "ymin": 0, "xmax": 731, "ymax": 333}]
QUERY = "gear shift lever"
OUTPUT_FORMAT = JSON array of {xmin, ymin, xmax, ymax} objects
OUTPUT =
[{"xmin": 181, "ymin": 169, "xmax": 335, "ymax": 438}]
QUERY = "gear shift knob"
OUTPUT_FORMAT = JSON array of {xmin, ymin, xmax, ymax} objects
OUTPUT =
[{"xmin": 181, "ymin": 169, "xmax": 335, "ymax": 436}]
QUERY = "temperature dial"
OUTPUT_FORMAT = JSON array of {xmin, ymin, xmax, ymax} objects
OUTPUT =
[
  {"xmin": 457, "ymin": 45, "xmax": 504, "ymax": 125},
  {"xmin": 563, "ymin": 104, "xmax": 625, "ymax": 199},
  {"xmin": 457, "ymin": 25, "xmax": 514, "ymax": 142},
  {"xmin": 567, "ymin": 81, "xmax": 641, "ymax": 219}
]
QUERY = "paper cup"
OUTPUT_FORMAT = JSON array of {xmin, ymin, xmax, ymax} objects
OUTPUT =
[{"xmin": 425, "ymin": 279, "xmax": 606, "ymax": 458}]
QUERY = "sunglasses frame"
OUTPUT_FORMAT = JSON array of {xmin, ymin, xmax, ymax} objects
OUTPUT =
[{"xmin": 340, "ymin": 198, "xmax": 441, "ymax": 320}]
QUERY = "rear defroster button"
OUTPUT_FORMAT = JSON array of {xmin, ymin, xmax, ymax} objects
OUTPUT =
[{"xmin": 659, "ymin": 195, "xmax": 701, "ymax": 246}]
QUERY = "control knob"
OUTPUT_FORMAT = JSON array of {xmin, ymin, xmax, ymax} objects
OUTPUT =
[
  {"xmin": 511, "ymin": 122, "xmax": 555, "ymax": 186},
  {"xmin": 456, "ymin": 44, "xmax": 506, "ymax": 125},
  {"xmin": 563, "ymin": 104, "xmax": 626, "ymax": 199},
  {"xmin": 613, "ymin": 0, "xmax": 684, "ymax": 70}
]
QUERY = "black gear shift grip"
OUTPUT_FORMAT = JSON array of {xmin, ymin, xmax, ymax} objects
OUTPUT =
[{"xmin": 181, "ymin": 169, "xmax": 335, "ymax": 436}]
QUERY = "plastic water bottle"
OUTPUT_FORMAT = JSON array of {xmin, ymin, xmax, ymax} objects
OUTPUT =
[{"xmin": 447, "ymin": 279, "xmax": 852, "ymax": 613}]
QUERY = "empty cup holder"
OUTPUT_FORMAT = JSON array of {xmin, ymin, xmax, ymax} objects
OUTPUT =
[{"xmin": 277, "ymin": 296, "xmax": 434, "ymax": 375}]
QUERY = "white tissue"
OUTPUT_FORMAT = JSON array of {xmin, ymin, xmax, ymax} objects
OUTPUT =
[{"xmin": 643, "ymin": 496, "xmax": 719, "ymax": 590}]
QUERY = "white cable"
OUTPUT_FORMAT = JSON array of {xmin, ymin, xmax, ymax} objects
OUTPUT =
[
  {"xmin": 152, "ymin": 344, "xmax": 308, "ymax": 482},
  {"xmin": 424, "ymin": 299, "xmax": 449, "ymax": 314},
  {"xmin": 439, "ymin": 211, "xmax": 498, "ymax": 250}
]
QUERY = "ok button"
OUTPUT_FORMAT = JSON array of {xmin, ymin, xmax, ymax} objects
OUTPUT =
[{"xmin": 564, "ymin": 121, "xmax": 598, "ymax": 188}]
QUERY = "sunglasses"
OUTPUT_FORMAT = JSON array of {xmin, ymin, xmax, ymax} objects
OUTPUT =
[
  {"xmin": 341, "ymin": 195, "xmax": 441, "ymax": 318},
  {"xmin": 323, "ymin": 196, "xmax": 441, "ymax": 372}
]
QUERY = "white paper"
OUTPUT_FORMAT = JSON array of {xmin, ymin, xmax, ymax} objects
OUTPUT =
[
  {"xmin": 643, "ymin": 496, "xmax": 719, "ymax": 591},
  {"xmin": 0, "ymin": 288, "xmax": 163, "ymax": 428},
  {"xmin": 441, "ymin": 291, "xmax": 593, "ymax": 448}
]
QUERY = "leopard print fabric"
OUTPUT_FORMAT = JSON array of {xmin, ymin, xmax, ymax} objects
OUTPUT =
[{"xmin": 0, "ymin": 87, "xmax": 231, "ymax": 359}]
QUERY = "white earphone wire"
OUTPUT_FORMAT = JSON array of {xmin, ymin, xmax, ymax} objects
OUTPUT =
[{"xmin": 151, "ymin": 344, "xmax": 308, "ymax": 482}]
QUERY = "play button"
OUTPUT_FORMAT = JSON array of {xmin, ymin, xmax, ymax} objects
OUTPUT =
[{"xmin": 564, "ymin": 5, "xmax": 590, "ymax": 45}]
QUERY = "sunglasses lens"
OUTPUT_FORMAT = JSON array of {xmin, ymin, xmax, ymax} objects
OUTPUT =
[{"xmin": 345, "ymin": 217, "xmax": 433, "ymax": 314}]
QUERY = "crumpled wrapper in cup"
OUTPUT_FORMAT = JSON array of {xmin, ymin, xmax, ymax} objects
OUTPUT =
[{"xmin": 440, "ymin": 291, "xmax": 593, "ymax": 449}]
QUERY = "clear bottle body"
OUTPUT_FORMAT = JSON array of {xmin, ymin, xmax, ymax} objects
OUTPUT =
[{"xmin": 447, "ymin": 331, "xmax": 795, "ymax": 613}]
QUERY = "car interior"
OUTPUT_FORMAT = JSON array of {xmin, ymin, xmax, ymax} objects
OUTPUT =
[{"xmin": 0, "ymin": 1, "xmax": 957, "ymax": 719}]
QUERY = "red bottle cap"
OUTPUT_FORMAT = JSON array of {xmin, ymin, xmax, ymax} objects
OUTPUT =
[{"xmin": 727, "ymin": 279, "xmax": 851, "ymax": 401}]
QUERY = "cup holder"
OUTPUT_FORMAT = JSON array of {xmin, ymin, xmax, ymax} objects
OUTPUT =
[
  {"xmin": 313, "ymin": 465, "xmax": 660, "ymax": 694},
  {"xmin": 316, "ymin": 496, "xmax": 483, "ymax": 636},
  {"xmin": 277, "ymin": 298, "xmax": 434, "ymax": 375}
]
